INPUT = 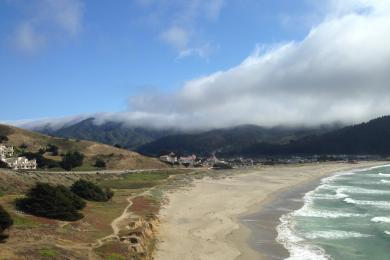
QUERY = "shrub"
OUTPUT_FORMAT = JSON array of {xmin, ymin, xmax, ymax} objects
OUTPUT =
[
  {"xmin": 0, "ymin": 135, "xmax": 8, "ymax": 143},
  {"xmin": 60, "ymin": 152, "xmax": 84, "ymax": 171},
  {"xmin": 16, "ymin": 183, "xmax": 86, "ymax": 221},
  {"xmin": 94, "ymin": 159, "xmax": 106, "ymax": 168},
  {"xmin": 0, "ymin": 160, "xmax": 10, "ymax": 169},
  {"xmin": 0, "ymin": 205, "xmax": 13, "ymax": 242},
  {"xmin": 46, "ymin": 144, "xmax": 59, "ymax": 156},
  {"xmin": 71, "ymin": 179, "xmax": 114, "ymax": 202}
]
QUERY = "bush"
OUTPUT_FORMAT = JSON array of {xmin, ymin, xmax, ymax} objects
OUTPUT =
[
  {"xmin": 94, "ymin": 159, "xmax": 106, "ymax": 168},
  {"xmin": 71, "ymin": 179, "xmax": 114, "ymax": 202},
  {"xmin": 46, "ymin": 144, "xmax": 59, "ymax": 156},
  {"xmin": 61, "ymin": 152, "xmax": 84, "ymax": 171},
  {"xmin": 0, "ymin": 205, "xmax": 13, "ymax": 242},
  {"xmin": 0, "ymin": 160, "xmax": 10, "ymax": 169},
  {"xmin": 16, "ymin": 183, "xmax": 86, "ymax": 221},
  {"xmin": 0, "ymin": 135, "xmax": 8, "ymax": 143}
]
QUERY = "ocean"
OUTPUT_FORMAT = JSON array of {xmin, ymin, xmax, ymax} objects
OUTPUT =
[{"xmin": 277, "ymin": 164, "xmax": 390, "ymax": 260}]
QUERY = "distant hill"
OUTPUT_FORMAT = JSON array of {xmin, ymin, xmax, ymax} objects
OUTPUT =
[
  {"xmin": 136, "ymin": 124, "xmax": 337, "ymax": 157},
  {"xmin": 0, "ymin": 124, "xmax": 166, "ymax": 170},
  {"xmin": 37, "ymin": 118, "xmax": 179, "ymax": 150},
  {"xmin": 239, "ymin": 116, "xmax": 390, "ymax": 157}
]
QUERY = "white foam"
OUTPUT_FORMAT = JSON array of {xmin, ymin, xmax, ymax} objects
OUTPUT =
[
  {"xmin": 380, "ymin": 179, "xmax": 390, "ymax": 184},
  {"xmin": 369, "ymin": 164, "xmax": 390, "ymax": 170},
  {"xmin": 344, "ymin": 198, "xmax": 390, "ymax": 209},
  {"xmin": 304, "ymin": 230, "xmax": 371, "ymax": 239},
  {"xmin": 276, "ymin": 214, "xmax": 330, "ymax": 260},
  {"xmin": 385, "ymin": 231, "xmax": 390, "ymax": 235},
  {"xmin": 371, "ymin": 217, "xmax": 390, "ymax": 223},
  {"xmin": 326, "ymin": 185, "xmax": 390, "ymax": 195},
  {"xmin": 294, "ymin": 208, "xmax": 366, "ymax": 218}
]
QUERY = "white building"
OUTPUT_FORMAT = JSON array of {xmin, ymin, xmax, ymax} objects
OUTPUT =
[
  {"xmin": 0, "ymin": 145, "xmax": 37, "ymax": 170},
  {"xmin": 4, "ymin": 157, "xmax": 37, "ymax": 170},
  {"xmin": 0, "ymin": 145, "xmax": 14, "ymax": 161},
  {"xmin": 160, "ymin": 153, "xmax": 177, "ymax": 164},
  {"xmin": 178, "ymin": 154, "xmax": 197, "ymax": 166}
]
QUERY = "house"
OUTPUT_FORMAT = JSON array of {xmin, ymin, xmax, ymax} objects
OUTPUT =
[
  {"xmin": 4, "ymin": 157, "xmax": 37, "ymax": 170},
  {"xmin": 160, "ymin": 153, "xmax": 177, "ymax": 164},
  {"xmin": 0, "ymin": 145, "xmax": 14, "ymax": 161},
  {"xmin": 0, "ymin": 145, "xmax": 37, "ymax": 170},
  {"xmin": 178, "ymin": 154, "xmax": 197, "ymax": 166}
]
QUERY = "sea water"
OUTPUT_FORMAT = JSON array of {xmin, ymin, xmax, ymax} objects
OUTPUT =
[{"xmin": 277, "ymin": 164, "xmax": 390, "ymax": 260}]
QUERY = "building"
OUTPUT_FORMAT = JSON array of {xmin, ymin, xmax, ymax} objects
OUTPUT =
[
  {"xmin": 159, "ymin": 153, "xmax": 177, "ymax": 164},
  {"xmin": 0, "ymin": 145, "xmax": 37, "ymax": 170},
  {"xmin": 0, "ymin": 145, "xmax": 14, "ymax": 161},
  {"xmin": 178, "ymin": 154, "xmax": 197, "ymax": 166},
  {"xmin": 4, "ymin": 157, "xmax": 37, "ymax": 170}
]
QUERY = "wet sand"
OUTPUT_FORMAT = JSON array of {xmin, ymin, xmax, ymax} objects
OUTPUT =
[{"xmin": 155, "ymin": 162, "xmax": 386, "ymax": 260}]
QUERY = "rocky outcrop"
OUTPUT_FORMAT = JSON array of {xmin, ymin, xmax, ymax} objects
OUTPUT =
[{"xmin": 117, "ymin": 216, "xmax": 159, "ymax": 260}]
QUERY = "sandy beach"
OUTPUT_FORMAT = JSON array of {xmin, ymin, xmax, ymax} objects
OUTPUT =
[{"xmin": 154, "ymin": 162, "xmax": 386, "ymax": 260}]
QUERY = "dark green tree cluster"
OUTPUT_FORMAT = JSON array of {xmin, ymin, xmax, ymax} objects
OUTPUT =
[
  {"xmin": 46, "ymin": 144, "xmax": 59, "ymax": 156},
  {"xmin": 60, "ymin": 151, "xmax": 84, "ymax": 171},
  {"xmin": 94, "ymin": 159, "xmax": 106, "ymax": 168},
  {"xmin": 16, "ymin": 183, "xmax": 86, "ymax": 221},
  {"xmin": 0, "ymin": 160, "xmax": 10, "ymax": 169},
  {"xmin": 71, "ymin": 179, "xmax": 113, "ymax": 202},
  {"xmin": 0, "ymin": 205, "xmax": 13, "ymax": 242},
  {"xmin": 0, "ymin": 135, "xmax": 8, "ymax": 143}
]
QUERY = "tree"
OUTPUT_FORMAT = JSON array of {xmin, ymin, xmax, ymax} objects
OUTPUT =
[
  {"xmin": 71, "ymin": 179, "xmax": 114, "ymax": 202},
  {"xmin": 0, "ymin": 135, "xmax": 8, "ymax": 143},
  {"xmin": 0, "ymin": 161, "xmax": 10, "ymax": 169},
  {"xmin": 94, "ymin": 159, "xmax": 106, "ymax": 168},
  {"xmin": 60, "ymin": 152, "xmax": 84, "ymax": 171},
  {"xmin": 16, "ymin": 183, "xmax": 86, "ymax": 221},
  {"xmin": 19, "ymin": 143, "xmax": 28, "ymax": 150},
  {"xmin": 0, "ymin": 205, "xmax": 13, "ymax": 242},
  {"xmin": 46, "ymin": 144, "xmax": 59, "ymax": 156}
]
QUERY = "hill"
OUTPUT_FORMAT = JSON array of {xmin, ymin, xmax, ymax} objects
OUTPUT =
[
  {"xmin": 36, "ymin": 118, "xmax": 179, "ymax": 150},
  {"xmin": 136, "ymin": 124, "xmax": 337, "ymax": 156},
  {"xmin": 240, "ymin": 116, "xmax": 390, "ymax": 157},
  {"xmin": 0, "ymin": 124, "xmax": 166, "ymax": 170}
]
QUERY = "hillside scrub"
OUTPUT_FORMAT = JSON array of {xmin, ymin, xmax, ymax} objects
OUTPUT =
[
  {"xmin": 61, "ymin": 151, "xmax": 84, "ymax": 171},
  {"xmin": 71, "ymin": 179, "xmax": 113, "ymax": 202},
  {"xmin": 0, "ymin": 204, "xmax": 13, "ymax": 242},
  {"xmin": 16, "ymin": 183, "xmax": 86, "ymax": 221}
]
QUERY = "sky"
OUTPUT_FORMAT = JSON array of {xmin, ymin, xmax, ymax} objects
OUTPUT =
[{"xmin": 1, "ymin": 0, "xmax": 390, "ymax": 130}]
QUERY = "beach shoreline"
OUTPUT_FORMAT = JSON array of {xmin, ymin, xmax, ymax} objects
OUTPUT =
[{"xmin": 154, "ymin": 161, "xmax": 387, "ymax": 260}]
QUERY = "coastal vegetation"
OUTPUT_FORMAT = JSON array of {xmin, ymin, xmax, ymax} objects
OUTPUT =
[
  {"xmin": 0, "ymin": 204, "xmax": 13, "ymax": 242},
  {"xmin": 60, "ymin": 151, "xmax": 84, "ymax": 171},
  {"xmin": 16, "ymin": 183, "xmax": 86, "ymax": 221},
  {"xmin": 71, "ymin": 179, "xmax": 113, "ymax": 202}
]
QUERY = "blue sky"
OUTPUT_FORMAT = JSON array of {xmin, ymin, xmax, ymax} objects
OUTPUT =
[
  {"xmin": 3, "ymin": 0, "xmax": 390, "ymax": 130},
  {"xmin": 0, "ymin": 0, "xmax": 317, "ymax": 121}
]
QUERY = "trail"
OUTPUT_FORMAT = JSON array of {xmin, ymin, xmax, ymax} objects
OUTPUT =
[
  {"xmin": 55, "ymin": 196, "xmax": 134, "ymax": 260},
  {"xmin": 93, "ymin": 197, "xmax": 134, "ymax": 247}
]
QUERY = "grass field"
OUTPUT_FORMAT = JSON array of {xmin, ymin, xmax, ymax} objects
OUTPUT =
[{"xmin": 98, "ymin": 169, "xmax": 191, "ymax": 189}]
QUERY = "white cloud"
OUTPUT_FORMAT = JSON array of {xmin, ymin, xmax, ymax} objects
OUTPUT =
[
  {"xmin": 140, "ymin": 0, "xmax": 225, "ymax": 58},
  {"xmin": 10, "ymin": 0, "xmax": 84, "ymax": 53},
  {"xmin": 13, "ymin": 22, "xmax": 46, "ymax": 53},
  {"xmin": 161, "ymin": 26, "xmax": 190, "ymax": 51},
  {"xmin": 125, "ymin": 0, "xmax": 390, "ymax": 128}
]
